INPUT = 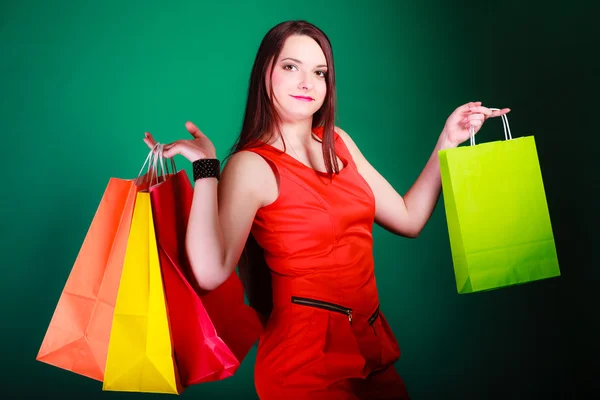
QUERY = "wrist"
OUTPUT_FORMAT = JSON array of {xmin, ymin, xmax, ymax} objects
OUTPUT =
[
  {"xmin": 191, "ymin": 150, "xmax": 216, "ymax": 161},
  {"xmin": 193, "ymin": 158, "xmax": 221, "ymax": 181},
  {"xmin": 438, "ymin": 129, "xmax": 458, "ymax": 150}
]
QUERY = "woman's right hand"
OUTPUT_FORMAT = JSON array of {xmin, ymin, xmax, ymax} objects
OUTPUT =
[{"xmin": 143, "ymin": 121, "xmax": 217, "ymax": 162}]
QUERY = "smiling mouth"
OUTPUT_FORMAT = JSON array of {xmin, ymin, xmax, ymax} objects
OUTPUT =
[{"xmin": 291, "ymin": 95, "xmax": 314, "ymax": 101}]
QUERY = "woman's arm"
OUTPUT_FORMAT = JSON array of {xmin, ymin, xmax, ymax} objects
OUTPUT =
[
  {"xmin": 336, "ymin": 101, "xmax": 510, "ymax": 238},
  {"xmin": 185, "ymin": 151, "xmax": 269, "ymax": 290},
  {"xmin": 144, "ymin": 123, "xmax": 275, "ymax": 291}
]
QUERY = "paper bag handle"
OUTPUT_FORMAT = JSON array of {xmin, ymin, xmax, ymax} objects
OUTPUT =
[
  {"xmin": 137, "ymin": 142, "xmax": 160, "ymax": 182},
  {"xmin": 154, "ymin": 144, "xmax": 178, "ymax": 180},
  {"xmin": 148, "ymin": 144, "xmax": 178, "ymax": 186},
  {"xmin": 136, "ymin": 143, "xmax": 178, "ymax": 186},
  {"xmin": 469, "ymin": 108, "xmax": 513, "ymax": 146}
]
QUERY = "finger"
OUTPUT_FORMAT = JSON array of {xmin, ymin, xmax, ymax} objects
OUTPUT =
[
  {"xmin": 144, "ymin": 132, "xmax": 157, "ymax": 146},
  {"xmin": 468, "ymin": 113, "xmax": 485, "ymax": 121},
  {"xmin": 144, "ymin": 131, "xmax": 157, "ymax": 142},
  {"xmin": 185, "ymin": 121, "xmax": 205, "ymax": 139},
  {"xmin": 460, "ymin": 101, "xmax": 482, "ymax": 113},
  {"xmin": 144, "ymin": 136, "xmax": 158, "ymax": 152},
  {"xmin": 463, "ymin": 119, "xmax": 483, "ymax": 129},
  {"xmin": 143, "ymin": 137, "xmax": 159, "ymax": 151},
  {"xmin": 489, "ymin": 108, "xmax": 511, "ymax": 117},
  {"xmin": 468, "ymin": 106, "xmax": 494, "ymax": 118},
  {"xmin": 462, "ymin": 113, "xmax": 484, "ymax": 124},
  {"xmin": 163, "ymin": 140, "xmax": 182, "ymax": 151},
  {"xmin": 468, "ymin": 106, "xmax": 512, "ymax": 118},
  {"xmin": 163, "ymin": 143, "xmax": 182, "ymax": 158},
  {"xmin": 143, "ymin": 138, "xmax": 154, "ymax": 150},
  {"xmin": 164, "ymin": 142, "xmax": 200, "ymax": 161}
]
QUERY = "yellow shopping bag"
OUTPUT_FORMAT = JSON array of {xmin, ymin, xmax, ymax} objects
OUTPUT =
[{"xmin": 102, "ymin": 191, "xmax": 181, "ymax": 394}]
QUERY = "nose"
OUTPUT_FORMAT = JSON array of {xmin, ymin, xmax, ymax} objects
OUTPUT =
[{"xmin": 298, "ymin": 72, "xmax": 314, "ymax": 91}]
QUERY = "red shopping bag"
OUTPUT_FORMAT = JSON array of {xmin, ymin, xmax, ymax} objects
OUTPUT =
[
  {"xmin": 37, "ymin": 178, "xmax": 139, "ymax": 380},
  {"xmin": 150, "ymin": 169, "xmax": 263, "ymax": 386}
]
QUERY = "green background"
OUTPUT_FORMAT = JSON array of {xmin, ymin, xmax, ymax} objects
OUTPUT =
[{"xmin": 2, "ymin": 0, "xmax": 597, "ymax": 398}]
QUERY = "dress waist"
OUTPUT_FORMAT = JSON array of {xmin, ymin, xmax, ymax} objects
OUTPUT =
[{"xmin": 271, "ymin": 273, "xmax": 379, "ymax": 317}]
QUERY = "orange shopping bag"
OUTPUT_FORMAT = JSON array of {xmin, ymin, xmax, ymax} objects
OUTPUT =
[
  {"xmin": 37, "ymin": 150, "xmax": 156, "ymax": 381},
  {"xmin": 36, "ymin": 178, "xmax": 138, "ymax": 380}
]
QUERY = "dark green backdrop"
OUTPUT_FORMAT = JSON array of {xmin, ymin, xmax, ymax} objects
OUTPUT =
[{"xmin": 2, "ymin": 0, "xmax": 597, "ymax": 399}]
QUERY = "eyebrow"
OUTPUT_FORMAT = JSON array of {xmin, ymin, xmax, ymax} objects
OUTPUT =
[{"xmin": 280, "ymin": 57, "xmax": 328, "ymax": 69}]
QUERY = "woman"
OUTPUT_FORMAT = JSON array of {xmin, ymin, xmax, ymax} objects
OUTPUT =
[{"xmin": 144, "ymin": 20, "xmax": 509, "ymax": 400}]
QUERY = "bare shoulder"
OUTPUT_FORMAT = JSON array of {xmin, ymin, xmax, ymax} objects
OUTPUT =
[
  {"xmin": 220, "ymin": 149, "xmax": 278, "ymax": 207},
  {"xmin": 334, "ymin": 126, "xmax": 365, "ymax": 166},
  {"xmin": 223, "ymin": 149, "xmax": 267, "ymax": 172}
]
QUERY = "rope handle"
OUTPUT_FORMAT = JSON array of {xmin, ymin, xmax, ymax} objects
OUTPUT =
[{"xmin": 469, "ymin": 108, "xmax": 513, "ymax": 146}]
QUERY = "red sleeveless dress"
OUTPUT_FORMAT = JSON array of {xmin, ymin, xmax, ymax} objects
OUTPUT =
[{"xmin": 245, "ymin": 126, "xmax": 410, "ymax": 399}]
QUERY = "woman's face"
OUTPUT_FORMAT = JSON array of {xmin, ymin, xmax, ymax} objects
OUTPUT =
[{"xmin": 266, "ymin": 35, "xmax": 328, "ymax": 122}]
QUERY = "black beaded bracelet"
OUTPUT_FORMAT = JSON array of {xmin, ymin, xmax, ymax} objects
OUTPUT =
[{"xmin": 192, "ymin": 158, "xmax": 221, "ymax": 181}]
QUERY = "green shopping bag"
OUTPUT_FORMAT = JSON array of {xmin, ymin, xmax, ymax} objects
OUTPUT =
[{"xmin": 438, "ymin": 112, "xmax": 560, "ymax": 294}]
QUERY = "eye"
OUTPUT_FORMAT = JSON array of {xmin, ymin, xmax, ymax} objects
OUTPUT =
[
  {"xmin": 283, "ymin": 64, "xmax": 298, "ymax": 71},
  {"xmin": 315, "ymin": 70, "xmax": 327, "ymax": 78}
]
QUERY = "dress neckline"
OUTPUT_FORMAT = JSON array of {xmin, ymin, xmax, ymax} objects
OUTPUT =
[{"xmin": 258, "ymin": 127, "xmax": 349, "ymax": 176}]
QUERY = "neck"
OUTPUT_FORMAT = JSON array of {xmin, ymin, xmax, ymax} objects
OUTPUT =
[
  {"xmin": 263, "ymin": 118, "xmax": 316, "ymax": 150},
  {"xmin": 277, "ymin": 118, "xmax": 314, "ymax": 145}
]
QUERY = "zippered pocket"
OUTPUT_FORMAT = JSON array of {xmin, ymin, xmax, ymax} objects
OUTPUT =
[
  {"xmin": 290, "ymin": 296, "xmax": 381, "ymax": 329},
  {"xmin": 291, "ymin": 296, "xmax": 353, "ymax": 325},
  {"xmin": 368, "ymin": 307, "xmax": 379, "ymax": 325},
  {"xmin": 369, "ymin": 306, "xmax": 380, "ymax": 336}
]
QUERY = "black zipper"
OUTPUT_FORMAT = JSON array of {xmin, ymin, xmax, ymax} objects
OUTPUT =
[
  {"xmin": 291, "ymin": 297, "xmax": 381, "ymax": 329},
  {"xmin": 368, "ymin": 307, "xmax": 379, "ymax": 325},
  {"xmin": 291, "ymin": 296, "xmax": 353, "ymax": 325},
  {"xmin": 369, "ymin": 306, "xmax": 379, "ymax": 336}
]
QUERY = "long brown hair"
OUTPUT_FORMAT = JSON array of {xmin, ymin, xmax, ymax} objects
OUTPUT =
[{"xmin": 224, "ymin": 20, "xmax": 339, "ymax": 319}]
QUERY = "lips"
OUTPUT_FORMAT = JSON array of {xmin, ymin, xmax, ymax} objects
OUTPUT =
[{"xmin": 291, "ymin": 95, "xmax": 314, "ymax": 102}]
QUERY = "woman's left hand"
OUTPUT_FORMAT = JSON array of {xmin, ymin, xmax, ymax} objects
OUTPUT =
[{"xmin": 442, "ymin": 101, "xmax": 510, "ymax": 147}]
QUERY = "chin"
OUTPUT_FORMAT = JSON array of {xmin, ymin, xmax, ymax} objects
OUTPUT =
[
  {"xmin": 277, "ymin": 105, "xmax": 321, "ymax": 121},
  {"xmin": 285, "ymin": 110, "xmax": 319, "ymax": 121}
]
